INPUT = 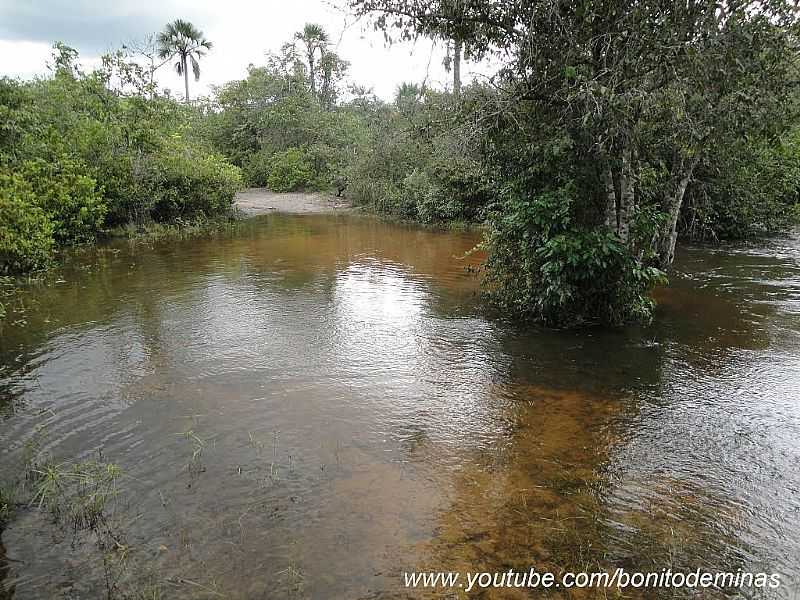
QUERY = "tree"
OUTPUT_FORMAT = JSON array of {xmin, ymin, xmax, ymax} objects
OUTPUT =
[
  {"xmin": 157, "ymin": 19, "xmax": 212, "ymax": 104},
  {"xmin": 287, "ymin": 24, "xmax": 349, "ymax": 109},
  {"xmin": 123, "ymin": 34, "xmax": 170, "ymax": 97},
  {"xmin": 318, "ymin": 49, "xmax": 349, "ymax": 109},
  {"xmin": 452, "ymin": 38, "xmax": 461, "ymax": 97},
  {"xmin": 443, "ymin": 37, "xmax": 462, "ymax": 97},
  {"xmin": 295, "ymin": 24, "xmax": 329, "ymax": 100},
  {"xmin": 350, "ymin": 0, "xmax": 800, "ymax": 323}
]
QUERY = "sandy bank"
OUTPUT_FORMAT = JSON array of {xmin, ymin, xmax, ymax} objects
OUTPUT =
[{"xmin": 235, "ymin": 188, "xmax": 351, "ymax": 215}]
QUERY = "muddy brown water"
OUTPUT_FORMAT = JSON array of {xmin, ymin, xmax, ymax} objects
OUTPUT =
[{"xmin": 0, "ymin": 214, "xmax": 798, "ymax": 599}]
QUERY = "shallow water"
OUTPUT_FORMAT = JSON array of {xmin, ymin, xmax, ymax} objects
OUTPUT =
[{"xmin": 0, "ymin": 214, "xmax": 798, "ymax": 599}]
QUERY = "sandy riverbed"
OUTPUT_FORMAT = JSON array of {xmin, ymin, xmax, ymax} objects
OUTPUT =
[{"xmin": 235, "ymin": 188, "xmax": 351, "ymax": 215}]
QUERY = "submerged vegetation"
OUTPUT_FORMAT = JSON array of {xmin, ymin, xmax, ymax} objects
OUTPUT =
[{"xmin": 2, "ymin": 3, "xmax": 800, "ymax": 325}]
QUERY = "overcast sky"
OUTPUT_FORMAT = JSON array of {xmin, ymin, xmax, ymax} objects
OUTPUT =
[{"xmin": 0, "ymin": 0, "xmax": 488, "ymax": 100}]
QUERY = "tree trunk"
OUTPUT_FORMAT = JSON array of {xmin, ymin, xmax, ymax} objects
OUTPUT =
[
  {"xmin": 618, "ymin": 147, "xmax": 634, "ymax": 243},
  {"xmin": 183, "ymin": 55, "xmax": 190, "ymax": 104},
  {"xmin": 148, "ymin": 57, "xmax": 155, "ymax": 99},
  {"xmin": 453, "ymin": 39, "xmax": 462, "ymax": 97},
  {"xmin": 308, "ymin": 53, "xmax": 316, "ymax": 98},
  {"xmin": 603, "ymin": 167, "xmax": 617, "ymax": 231},
  {"xmin": 656, "ymin": 157, "xmax": 698, "ymax": 268},
  {"xmin": 320, "ymin": 53, "xmax": 331, "ymax": 109}
]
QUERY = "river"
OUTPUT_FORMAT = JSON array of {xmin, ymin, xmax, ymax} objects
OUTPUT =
[{"xmin": 0, "ymin": 214, "xmax": 798, "ymax": 599}]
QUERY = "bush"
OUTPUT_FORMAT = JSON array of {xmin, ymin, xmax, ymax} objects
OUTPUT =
[
  {"xmin": 401, "ymin": 169, "xmax": 434, "ymax": 220},
  {"xmin": 428, "ymin": 156, "xmax": 493, "ymax": 222},
  {"xmin": 407, "ymin": 161, "xmax": 490, "ymax": 224},
  {"xmin": 0, "ymin": 46, "xmax": 247, "ymax": 275},
  {"xmin": 0, "ymin": 173, "xmax": 55, "ymax": 274},
  {"xmin": 151, "ymin": 143, "xmax": 243, "ymax": 221},
  {"xmin": 267, "ymin": 148, "xmax": 314, "ymax": 192},
  {"xmin": 20, "ymin": 158, "xmax": 106, "ymax": 243},
  {"xmin": 682, "ymin": 131, "xmax": 800, "ymax": 240},
  {"xmin": 242, "ymin": 149, "xmax": 273, "ymax": 187},
  {"xmin": 484, "ymin": 186, "xmax": 665, "ymax": 326}
]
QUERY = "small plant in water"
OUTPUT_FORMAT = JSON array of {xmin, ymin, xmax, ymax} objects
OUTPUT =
[
  {"xmin": 29, "ymin": 459, "xmax": 122, "ymax": 537},
  {"xmin": 0, "ymin": 487, "xmax": 10, "ymax": 526},
  {"xmin": 178, "ymin": 428, "xmax": 208, "ymax": 484}
]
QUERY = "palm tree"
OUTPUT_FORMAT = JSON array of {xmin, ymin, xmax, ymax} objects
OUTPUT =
[
  {"xmin": 157, "ymin": 19, "xmax": 212, "ymax": 103},
  {"xmin": 295, "ymin": 23, "xmax": 329, "ymax": 99},
  {"xmin": 394, "ymin": 82, "xmax": 422, "ymax": 112}
]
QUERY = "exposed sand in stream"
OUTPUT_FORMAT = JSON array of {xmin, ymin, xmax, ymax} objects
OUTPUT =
[{"xmin": 235, "ymin": 188, "xmax": 352, "ymax": 215}]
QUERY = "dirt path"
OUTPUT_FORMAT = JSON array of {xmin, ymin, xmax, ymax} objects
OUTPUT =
[{"xmin": 235, "ymin": 188, "xmax": 351, "ymax": 215}]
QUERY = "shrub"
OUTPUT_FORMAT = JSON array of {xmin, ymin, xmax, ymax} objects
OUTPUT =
[
  {"xmin": 242, "ymin": 149, "xmax": 273, "ymax": 187},
  {"xmin": 484, "ymin": 186, "xmax": 665, "ymax": 326},
  {"xmin": 401, "ymin": 169, "xmax": 434, "ymax": 221},
  {"xmin": 0, "ymin": 173, "xmax": 55, "ymax": 274},
  {"xmin": 267, "ymin": 148, "xmax": 314, "ymax": 192},
  {"xmin": 682, "ymin": 131, "xmax": 800, "ymax": 240},
  {"xmin": 151, "ymin": 142, "xmax": 243, "ymax": 221},
  {"xmin": 406, "ymin": 163, "xmax": 486, "ymax": 224},
  {"xmin": 428, "ymin": 156, "xmax": 493, "ymax": 222},
  {"xmin": 0, "ymin": 46, "xmax": 247, "ymax": 275},
  {"xmin": 20, "ymin": 158, "xmax": 106, "ymax": 243}
]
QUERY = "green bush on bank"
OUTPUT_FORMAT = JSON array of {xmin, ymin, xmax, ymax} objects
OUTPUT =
[
  {"xmin": 266, "ymin": 147, "xmax": 315, "ymax": 192},
  {"xmin": 242, "ymin": 149, "xmax": 274, "ymax": 188},
  {"xmin": 0, "ymin": 46, "xmax": 243, "ymax": 275},
  {"xmin": 344, "ymin": 87, "xmax": 491, "ymax": 225},
  {"xmin": 19, "ymin": 158, "xmax": 107, "ymax": 243},
  {"xmin": 0, "ymin": 173, "xmax": 55, "ymax": 274},
  {"xmin": 151, "ymin": 141, "xmax": 243, "ymax": 221}
]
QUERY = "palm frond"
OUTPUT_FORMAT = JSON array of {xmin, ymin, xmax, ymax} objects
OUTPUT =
[
  {"xmin": 157, "ymin": 19, "xmax": 211, "ymax": 58},
  {"xmin": 190, "ymin": 54, "xmax": 201, "ymax": 81},
  {"xmin": 302, "ymin": 23, "xmax": 328, "ymax": 43}
]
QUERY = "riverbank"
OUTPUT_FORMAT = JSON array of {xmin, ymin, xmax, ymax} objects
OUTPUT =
[{"xmin": 235, "ymin": 188, "xmax": 351, "ymax": 215}]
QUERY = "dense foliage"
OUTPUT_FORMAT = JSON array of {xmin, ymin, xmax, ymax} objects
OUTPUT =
[
  {"xmin": 682, "ymin": 131, "xmax": 800, "ymax": 241},
  {"xmin": 200, "ymin": 25, "xmax": 489, "ymax": 225},
  {"xmin": 0, "ymin": 44, "xmax": 241, "ymax": 274},
  {"xmin": 3, "ymin": 10, "xmax": 800, "ymax": 325},
  {"xmin": 345, "ymin": 85, "xmax": 492, "ymax": 223},
  {"xmin": 0, "ymin": 172, "xmax": 55, "ymax": 274},
  {"xmin": 351, "ymin": 0, "xmax": 800, "ymax": 324},
  {"xmin": 484, "ymin": 185, "xmax": 666, "ymax": 326},
  {"xmin": 203, "ymin": 61, "xmax": 365, "ymax": 190}
]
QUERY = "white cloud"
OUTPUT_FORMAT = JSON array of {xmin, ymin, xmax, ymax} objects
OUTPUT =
[{"xmin": 0, "ymin": 39, "xmax": 52, "ymax": 79}]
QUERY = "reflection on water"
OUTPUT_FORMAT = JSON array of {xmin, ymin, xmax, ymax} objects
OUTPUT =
[{"xmin": 0, "ymin": 215, "xmax": 798, "ymax": 599}]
